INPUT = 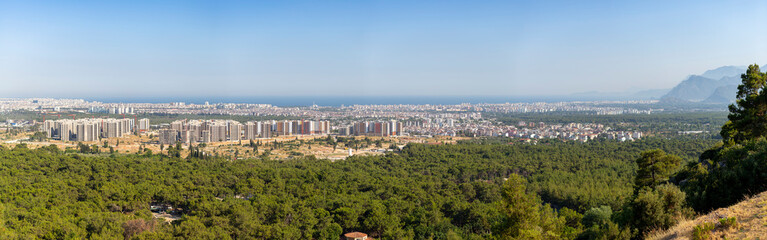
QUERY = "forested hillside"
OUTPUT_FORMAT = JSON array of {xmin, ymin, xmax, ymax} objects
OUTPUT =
[
  {"xmin": 677, "ymin": 64, "xmax": 767, "ymax": 212},
  {"xmin": 646, "ymin": 64, "xmax": 767, "ymax": 239},
  {"xmin": 0, "ymin": 138, "xmax": 717, "ymax": 239}
]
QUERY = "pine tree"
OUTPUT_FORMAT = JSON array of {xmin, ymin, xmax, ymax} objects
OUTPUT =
[
  {"xmin": 500, "ymin": 174, "xmax": 541, "ymax": 238},
  {"xmin": 721, "ymin": 64, "xmax": 767, "ymax": 144},
  {"xmin": 635, "ymin": 149, "xmax": 681, "ymax": 190}
]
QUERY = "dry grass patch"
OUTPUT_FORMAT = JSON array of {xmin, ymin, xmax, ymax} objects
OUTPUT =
[{"xmin": 649, "ymin": 191, "xmax": 767, "ymax": 240}]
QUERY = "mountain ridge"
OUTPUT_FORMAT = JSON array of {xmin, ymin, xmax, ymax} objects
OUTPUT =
[{"xmin": 660, "ymin": 65, "xmax": 766, "ymax": 104}]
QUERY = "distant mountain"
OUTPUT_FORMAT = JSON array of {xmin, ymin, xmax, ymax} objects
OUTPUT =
[
  {"xmin": 718, "ymin": 75, "xmax": 742, "ymax": 86},
  {"xmin": 660, "ymin": 65, "xmax": 756, "ymax": 104},
  {"xmin": 700, "ymin": 66, "xmax": 746, "ymax": 80},
  {"xmin": 702, "ymin": 85, "xmax": 738, "ymax": 103},
  {"xmin": 570, "ymin": 65, "xmax": 762, "ymax": 103},
  {"xmin": 662, "ymin": 75, "xmax": 721, "ymax": 101}
]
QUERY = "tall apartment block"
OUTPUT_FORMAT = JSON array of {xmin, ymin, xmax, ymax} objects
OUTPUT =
[
  {"xmin": 167, "ymin": 119, "xmax": 252, "ymax": 144},
  {"xmin": 159, "ymin": 129, "xmax": 178, "ymax": 145},
  {"xmin": 255, "ymin": 120, "xmax": 330, "ymax": 137},
  {"xmin": 228, "ymin": 121, "xmax": 242, "ymax": 141},
  {"xmin": 352, "ymin": 120, "xmax": 402, "ymax": 136},
  {"xmin": 161, "ymin": 119, "xmax": 332, "ymax": 144},
  {"xmin": 137, "ymin": 118, "xmax": 150, "ymax": 132},
  {"xmin": 42, "ymin": 118, "xmax": 137, "ymax": 142},
  {"xmin": 244, "ymin": 121, "xmax": 259, "ymax": 140},
  {"xmin": 260, "ymin": 122, "xmax": 272, "ymax": 138}
]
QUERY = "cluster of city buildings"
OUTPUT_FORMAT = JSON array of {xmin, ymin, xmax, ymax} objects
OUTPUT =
[
  {"xmin": 475, "ymin": 101, "xmax": 656, "ymax": 115},
  {"xmin": 0, "ymin": 98, "xmax": 660, "ymax": 144},
  {"xmin": 0, "ymin": 98, "xmax": 92, "ymax": 112},
  {"xmin": 0, "ymin": 98, "xmax": 659, "ymax": 121},
  {"xmin": 403, "ymin": 118, "xmax": 643, "ymax": 142},
  {"xmin": 499, "ymin": 122, "xmax": 643, "ymax": 142},
  {"xmin": 41, "ymin": 118, "xmax": 150, "ymax": 141},
  {"xmin": 606, "ymin": 131, "xmax": 643, "ymax": 142},
  {"xmin": 160, "ymin": 119, "xmax": 331, "ymax": 145},
  {"xmin": 336, "ymin": 120, "xmax": 404, "ymax": 136},
  {"xmin": 89, "ymin": 106, "xmax": 136, "ymax": 114},
  {"xmin": 269, "ymin": 120, "xmax": 332, "ymax": 136}
]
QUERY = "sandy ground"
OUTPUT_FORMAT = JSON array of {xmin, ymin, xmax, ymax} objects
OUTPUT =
[{"xmin": 151, "ymin": 212, "xmax": 181, "ymax": 223}]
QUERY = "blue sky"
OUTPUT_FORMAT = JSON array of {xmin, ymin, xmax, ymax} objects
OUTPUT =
[{"xmin": 0, "ymin": 0, "xmax": 765, "ymax": 98}]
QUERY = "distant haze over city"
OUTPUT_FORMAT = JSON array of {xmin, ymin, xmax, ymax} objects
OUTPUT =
[
  {"xmin": 1, "ymin": 1, "xmax": 765, "ymax": 98},
  {"xmin": 85, "ymin": 95, "xmax": 658, "ymax": 106}
]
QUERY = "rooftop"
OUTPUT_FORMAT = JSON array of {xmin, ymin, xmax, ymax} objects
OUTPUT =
[{"xmin": 343, "ymin": 232, "xmax": 368, "ymax": 238}]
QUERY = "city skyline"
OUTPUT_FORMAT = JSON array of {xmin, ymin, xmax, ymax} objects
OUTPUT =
[{"xmin": 1, "ymin": 0, "xmax": 766, "ymax": 98}]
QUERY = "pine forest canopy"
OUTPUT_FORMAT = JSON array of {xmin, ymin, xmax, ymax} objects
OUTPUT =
[{"xmin": 0, "ymin": 137, "xmax": 717, "ymax": 239}]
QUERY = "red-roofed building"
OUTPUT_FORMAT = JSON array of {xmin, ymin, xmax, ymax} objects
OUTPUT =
[{"xmin": 343, "ymin": 232, "xmax": 368, "ymax": 240}]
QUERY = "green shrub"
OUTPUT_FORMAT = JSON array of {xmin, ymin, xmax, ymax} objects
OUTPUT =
[
  {"xmin": 582, "ymin": 206, "xmax": 612, "ymax": 228},
  {"xmin": 719, "ymin": 217, "xmax": 738, "ymax": 229},
  {"xmin": 691, "ymin": 222, "xmax": 715, "ymax": 240},
  {"xmin": 631, "ymin": 184, "xmax": 692, "ymax": 234}
]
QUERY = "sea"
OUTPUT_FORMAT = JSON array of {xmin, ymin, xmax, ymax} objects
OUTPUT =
[{"xmin": 85, "ymin": 95, "xmax": 633, "ymax": 107}]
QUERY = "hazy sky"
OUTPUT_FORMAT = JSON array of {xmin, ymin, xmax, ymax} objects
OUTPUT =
[{"xmin": 1, "ymin": 0, "xmax": 766, "ymax": 98}]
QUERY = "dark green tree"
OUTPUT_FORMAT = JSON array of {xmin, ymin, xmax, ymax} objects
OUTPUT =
[
  {"xmin": 498, "ymin": 174, "xmax": 567, "ymax": 239},
  {"xmin": 635, "ymin": 150, "xmax": 682, "ymax": 189},
  {"xmin": 721, "ymin": 64, "xmax": 767, "ymax": 144},
  {"xmin": 499, "ymin": 174, "xmax": 539, "ymax": 238},
  {"xmin": 630, "ymin": 184, "xmax": 691, "ymax": 236},
  {"xmin": 581, "ymin": 206, "xmax": 612, "ymax": 228},
  {"xmin": 77, "ymin": 142, "xmax": 90, "ymax": 153},
  {"xmin": 30, "ymin": 132, "xmax": 48, "ymax": 141},
  {"xmin": 579, "ymin": 206, "xmax": 629, "ymax": 240}
]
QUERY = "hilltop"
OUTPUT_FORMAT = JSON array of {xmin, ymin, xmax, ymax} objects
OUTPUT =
[{"xmin": 649, "ymin": 191, "xmax": 767, "ymax": 240}]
